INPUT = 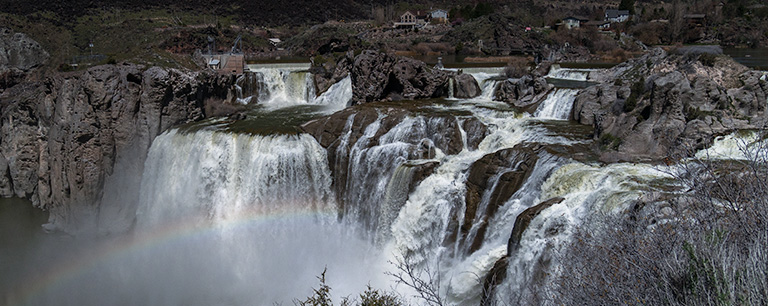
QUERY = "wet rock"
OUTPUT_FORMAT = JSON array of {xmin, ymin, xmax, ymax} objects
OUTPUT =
[
  {"xmin": 461, "ymin": 144, "xmax": 541, "ymax": 253},
  {"xmin": 494, "ymin": 75, "xmax": 552, "ymax": 113},
  {"xmin": 507, "ymin": 197, "xmax": 565, "ymax": 254},
  {"xmin": 453, "ymin": 73, "xmax": 481, "ymax": 99},
  {"xmin": 480, "ymin": 196, "xmax": 564, "ymax": 306}
]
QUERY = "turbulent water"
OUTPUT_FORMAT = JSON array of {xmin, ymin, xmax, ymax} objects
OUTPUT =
[{"xmin": 5, "ymin": 65, "xmax": 732, "ymax": 306}]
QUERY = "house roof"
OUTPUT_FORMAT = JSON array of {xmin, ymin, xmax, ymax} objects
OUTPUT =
[
  {"xmin": 402, "ymin": 11, "xmax": 415, "ymax": 16},
  {"xmin": 605, "ymin": 9, "xmax": 630, "ymax": 18},
  {"xmin": 563, "ymin": 16, "xmax": 588, "ymax": 22},
  {"xmin": 431, "ymin": 9, "xmax": 448, "ymax": 14}
]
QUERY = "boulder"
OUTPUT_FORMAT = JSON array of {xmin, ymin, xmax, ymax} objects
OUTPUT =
[
  {"xmin": 350, "ymin": 50, "xmax": 451, "ymax": 104},
  {"xmin": 494, "ymin": 75, "xmax": 552, "ymax": 112},
  {"xmin": 453, "ymin": 73, "xmax": 481, "ymax": 98},
  {"xmin": 0, "ymin": 28, "xmax": 49, "ymax": 72}
]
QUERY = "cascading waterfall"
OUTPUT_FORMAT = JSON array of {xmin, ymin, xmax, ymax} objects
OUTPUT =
[
  {"xmin": 17, "ymin": 62, "xmax": 752, "ymax": 306},
  {"xmin": 546, "ymin": 64, "xmax": 595, "ymax": 81},
  {"xmin": 533, "ymin": 88, "xmax": 579, "ymax": 120},
  {"xmin": 249, "ymin": 66, "xmax": 316, "ymax": 107},
  {"xmin": 239, "ymin": 63, "xmax": 351, "ymax": 111}
]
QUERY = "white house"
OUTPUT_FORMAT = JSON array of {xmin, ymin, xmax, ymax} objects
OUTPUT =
[
  {"xmin": 562, "ymin": 16, "xmax": 584, "ymax": 29},
  {"xmin": 605, "ymin": 9, "xmax": 630, "ymax": 23},
  {"xmin": 430, "ymin": 9, "xmax": 449, "ymax": 23}
]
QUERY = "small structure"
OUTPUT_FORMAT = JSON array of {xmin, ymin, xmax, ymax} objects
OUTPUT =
[
  {"xmin": 605, "ymin": 9, "xmax": 630, "ymax": 23},
  {"xmin": 562, "ymin": 16, "xmax": 586, "ymax": 29},
  {"xmin": 208, "ymin": 58, "xmax": 220, "ymax": 70},
  {"xmin": 430, "ymin": 9, "xmax": 449, "ymax": 23}
]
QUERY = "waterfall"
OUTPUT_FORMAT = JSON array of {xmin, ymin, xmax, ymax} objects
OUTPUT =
[
  {"xmin": 533, "ymin": 88, "xmax": 579, "ymax": 120},
  {"xmin": 248, "ymin": 67, "xmax": 315, "ymax": 107},
  {"xmin": 314, "ymin": 76, "xmax": 353, "ymax": 110},
  {"xmin": 492, "ymin": 162, "xmax": 674, "ymax": 304},
  {"xmin": 546, "ymin": 64, "xmax": 595, "ymax": 81},
  {"xmin": 15, "ymin": 61, "xmax": 719, "ymax": 306},
  {"xmin": 137, "ymin": 129, "xmax": 336, "ymax": 228},
  {"xmin": 240, "ymin": 63, "xmax": 351, "ymax": 110}
]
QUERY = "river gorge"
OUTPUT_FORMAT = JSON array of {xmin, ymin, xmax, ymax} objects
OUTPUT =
[{"xmin": 1, "ymin": 42, "xmax": 767, "ymax": 305}]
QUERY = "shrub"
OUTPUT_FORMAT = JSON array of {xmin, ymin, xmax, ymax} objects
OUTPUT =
[
  {"xmin": 554, "ymin": 130, "xmax": 768, "ymax": 305},
  {"xmin": 504, "ymin": 57, "xmax": 531, "ymax": 78}
]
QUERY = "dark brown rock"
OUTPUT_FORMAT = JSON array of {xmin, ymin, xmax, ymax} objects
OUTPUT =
[
  {"xmin": 349, "ymin": 50, "xmax": 451, "ymax": 104},
  {"xmin": 461, "ymin": 144, "xmax": 541, "ymax": 253},
  {"xmin": 453, "ymin": 73, "xmax": 481, "ymax": 99}
]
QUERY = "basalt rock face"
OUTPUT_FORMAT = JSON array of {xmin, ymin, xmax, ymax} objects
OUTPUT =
[
  {"xmin": 494, "ymin": 75, "xmax": 552, "ymax": 113},
  {"xmin": 0, "ymin": 28, "xmax": 49, "ymax": 92},
  {"xmin": 0, "ymin": 64, "xmax": 234, "ymax": 233},
  {"xmin": 572, "ymin": 48, "xmax": 768, "ymax": 162},
  {"xmin": 454, "ymin": 143, "xmax": 546, "ymax": 255},
  {"xmin": 349, "ymin": 50, "xmax": 451, "ymax": 104}
]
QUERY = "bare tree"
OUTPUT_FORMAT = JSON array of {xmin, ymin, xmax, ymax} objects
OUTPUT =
[
  {"xmin": 553, "ymin": 130, "xmax": 768, "ymax": 305},
  {"xmin": 386, "ymin": 253, "xmax": 444, "ymax": 306}
]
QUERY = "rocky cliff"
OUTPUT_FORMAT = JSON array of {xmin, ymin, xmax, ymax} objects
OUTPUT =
[
  {"xmin": 0, "ymin": 61, "xmax": 235, "ymax": 234},
  {"xmin": 314, "ymin": 50, "xmax": 453, "ymax": 104},
  {"xmin": 572, "ymin": 48, "xmax": 768, "ymax": 162},
  {"xmin": 0, "ymin": 28, "xmax": 49, "ymax": 91}
]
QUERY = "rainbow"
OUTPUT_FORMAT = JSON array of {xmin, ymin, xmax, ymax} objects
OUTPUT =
[{"xmin": 7, "ymin": 203, "xmax": 340, "ymax": 306}]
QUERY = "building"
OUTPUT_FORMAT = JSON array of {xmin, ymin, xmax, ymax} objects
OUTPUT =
[
  {"xmin": 394, "ymin": 11, "xmax": 429, "ymax": 29},
  {"xmin": 430, "ymin": 9, "xmax": 449, "ymax": 23},
  {"xmin": 605, "ymin": 9, "xmax": 630, "ymax": 23},
  {"xmin": 562, "ymin": 16, "xmax": 586, "ymax": 29},
  {"xmin": 394, "ymin": 11, "xmax": 417, "ymax": 29},
  {"xmin": 400, "ymin": 11, "xmax": 415, "ymax": 24}
]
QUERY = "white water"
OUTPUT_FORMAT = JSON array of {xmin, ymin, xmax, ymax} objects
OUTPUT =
[
  {"xmin": 533, "ymin": 88, "xmax": 579, "ymax": 120},
  {"xmin": 695, "ymin": 131, "xmax": 766, "ymax": 161},
  {"xmin": 546, "ymin": 64, "xmax": 595, "ymax": 81},
  {"xmin": 18, "ymin": 63, "xmax": 762, "ymax": 306},
  {"xmin": 237, "ymin": 63, "xmax": 351, "ymax": 110},
  {"xmin": 21, "ymin": 130, "xmax": 392, "ymax": 306}
]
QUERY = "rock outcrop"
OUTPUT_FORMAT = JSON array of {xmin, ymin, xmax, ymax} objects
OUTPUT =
[
  {"xmin": 453, "ymin": 73, "xmax": 482, "ymax": 99},
  {"xmin": 572, "ymin": 48, "xmax": 768, "ymax": 162},
  {"xmin": 0, "ymin": 28, "xmax": 49, "ymax": 91},
  {"xmin": 348, "ymin": 50, "xmax": 451, "ymax": 104},
  {"xmin": 494, "ymin": 75, "xmax": 552, "ymax": 112},
  {"xmin": 0, "ymin": 64, "xmax": 235, "ymax": 233},
  {"xmin": 459, "ymin": 144, "xmax": 541, "ymax": 253},
  {"xmin": 480, "ymin": 197, "xmax": 565, "ymax": 306}
]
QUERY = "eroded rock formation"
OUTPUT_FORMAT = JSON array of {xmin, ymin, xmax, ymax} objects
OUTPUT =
[
  {"xmin": 0, "ymin": 63, "xmax": 235, "ymax": 233},
  {"xmin": 572, "ymin": 48, "xmax": 768, "ymax": 162}
]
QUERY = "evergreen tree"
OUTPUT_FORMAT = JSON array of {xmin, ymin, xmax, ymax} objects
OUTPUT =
[{"xmin": 618, "ymin": 0, "xmax": 635, "ymax": 14}]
